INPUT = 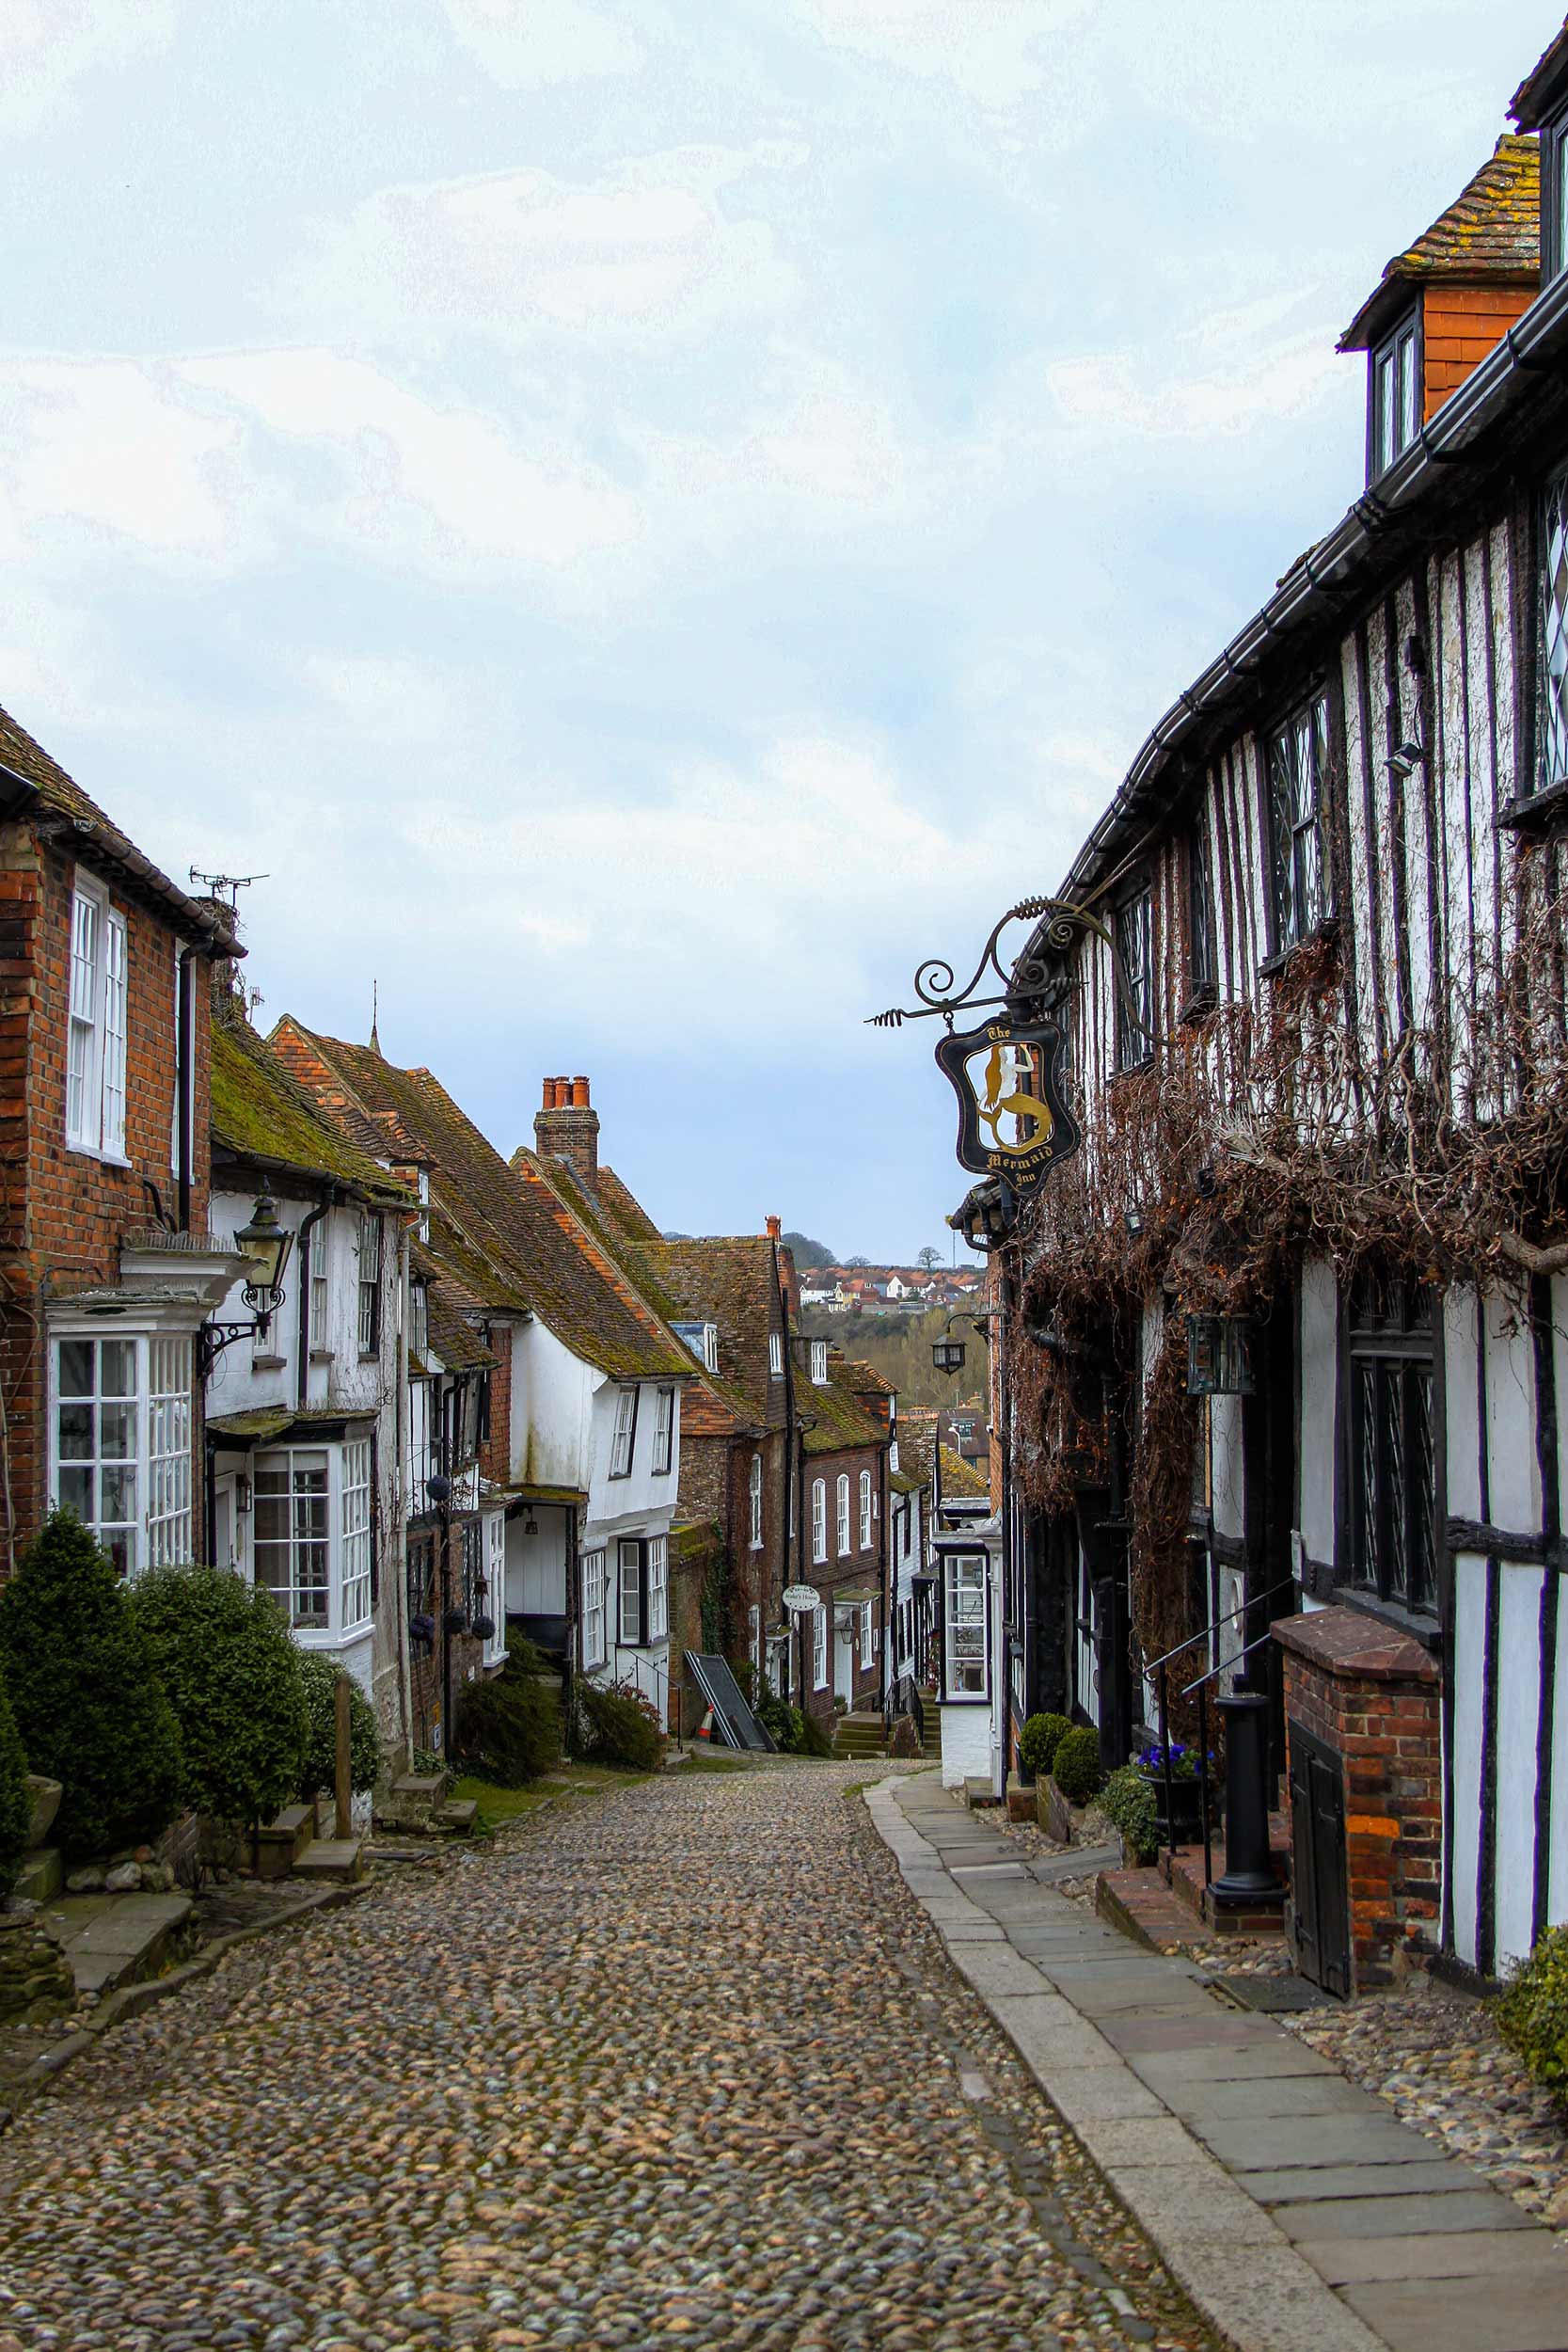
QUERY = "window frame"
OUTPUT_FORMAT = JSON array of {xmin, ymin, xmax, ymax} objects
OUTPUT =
[
  {"xmin": 748, "ymin": 1451, "xmax": 763, "ymax": 1549},
  {"xmin": 617, "ymin": 1536, "xmax": 644, "ymax": 1645},
  {"xmin": 811, "ymin": 1476, "xmax": 827, "ymax": 1565},
  {"xmin": 813, "ymin": 1601, "xmax": 828, "ymax": 1689},
  {"xmin": 1264, "ymin": 687, "xmax": 1335, "ymax": 958},
  {"xmin": 1114, "ymin": 884, "xmax": 1154, "ymax": 1073},
  {"xmin": 860, "ymin": 1599, "xmax": 874, "ymax": 1670},
  {"xmin": 651, "ymin": 1385, "xmax": 674, "ymax": 1476},
  {"xmin": 858, "ymin": 1468, "xmax": 872, "ymax": 1549},
  {"xmin": 356, "ymin": 1213, "xmax": 382, "ymax": 1358},
  {"xmin": 65, "ymin": 871, "xmax": 130, "ymax": 1162},
  {"xmin": 1367, "ymin": 305, "xmax": 1420, "ymax": 484},
  {"xmin": 647, "ymin": 1534, "xmax": 668, "ymax": 1644},
  {"xmin": 1544, "ymin": 104, "xmax": 1568, "ymax": 284},
  {"xmin": 52, "ymin": 1328, "xmax": 195, "ymax": 1581},
  {"xmin": 253, "ymin": 1446, "xmax": 333, "ymax": 1630},
  {"xmin": 810, "ymin": 1340, "xmax": 829, "ymax": 1386},
  {"xmin": 768, "ymin": 1331, "xmax": 784, "ymax": 1379},
  {"xmin": 341, "ymin": 1436, "xmax": 373, "ymax": 1631},
  {"xmin": 942, "ymin": 1549, "xmax": 989, "ymax": 1702},
  {"xmin": 483, "ymin": 1510, "xmax": 507, "ymax": 1665},
  {"xmin": 1187, "ymin": 818, "xmax": 1217, "ymax": 1008},
  {"xmin": 609, "ymin": 1386, "xmax": 639, "ymax": 1479},
  {"xmin": 1344, "ymin": 1273, "xmax": 1440, "ymax": 1622},
  {"xmin": 835, "ymin": 1471, "xmax": 850, "ymax": 1557},
  {"xmin": 581, "ymin": 1547, "xmax": 609, "ymax": 1670}
]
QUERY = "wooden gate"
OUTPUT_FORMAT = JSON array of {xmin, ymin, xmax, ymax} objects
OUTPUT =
[{"xmin": 1288, "ymin": 1721, "xmax": 1351, "ymax": 1995}]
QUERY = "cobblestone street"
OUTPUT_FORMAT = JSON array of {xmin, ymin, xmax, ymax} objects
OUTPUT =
[{"xmin": 0, "ymin": 1764, "xmax": 1219, "ymax": 2352}]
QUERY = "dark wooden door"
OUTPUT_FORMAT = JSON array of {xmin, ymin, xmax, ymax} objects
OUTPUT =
[{"xmin": 1289, "ymin": 1721, "xmax": 1350, "ymax": 1994}]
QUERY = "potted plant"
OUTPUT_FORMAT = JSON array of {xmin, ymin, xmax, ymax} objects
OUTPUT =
[
  {"xmin": 442, "ymin": 1608, "xmax": 468, "ymax": 1637},
  {"xmin": 1134, "ymin": 1739, "xmax": 1209, "ymax": 1846}
]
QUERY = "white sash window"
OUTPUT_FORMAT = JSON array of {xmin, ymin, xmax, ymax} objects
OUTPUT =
[
  {"xmin": 610, "ymin": 1388, "xmax": 638, "ymax": 1478},
  {"xmin": 54, "ymin": 1330, "xmax": 193, "ymax": 1577},
  {"xmin": 647, "ymin": 1534, "xmax": 668, "ymax": 1642},
  {"xmin": 835, "ymin": 1473, "xmax": 850, "ymax": 1556},
  {"xmin": 749, "ymin": 1453, "xmax": 763, "ymax": 1549},
  {"xmin": 858, "ymin": 1469, "xmax": 872, "ymax": 1549},
  {"xmin": 581, "ymin": 1549, "xmax": 608, "ymax": 1670},
  {"xmin": 811, "ymin": 1477, "xmax": 827, "ymax": 1564},
  {"xmin": 65, "ymin": 876, "xmax": 129, "ymax": 1158}
]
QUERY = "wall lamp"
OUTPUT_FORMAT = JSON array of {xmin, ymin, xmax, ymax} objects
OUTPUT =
[
  {"xmin": 196, "ymin": 1193, "xmax": 294, "ymax": 1379},
  {"xmin": 1387, "ymin": 740, "xmax": 1425, "ymax": 778}
]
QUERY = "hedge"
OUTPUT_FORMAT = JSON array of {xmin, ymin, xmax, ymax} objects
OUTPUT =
[
  {"xmin": 0, "ymin": 1658, "xmax": 30, "ymax": 1896},
  {"xmin": 298, "ymin": 1654, "xmax": 383, "ymax": 1798},
  {"xmin": 1497, "ymin": 1925, "xmax": 1568, "ymax": 2094},
  {"xmin": 133, "ymin": 1564, "xmax": 309, "ymax": 1830},
  {"xmin": 1020, "ymin": 1711, "xmax": 1071, "ymax": 1779}
]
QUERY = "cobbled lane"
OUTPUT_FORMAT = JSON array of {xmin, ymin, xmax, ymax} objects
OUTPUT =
[{"xmin": 0, "ymin": 1763, "xmax": 1222, "ymax": 2352}]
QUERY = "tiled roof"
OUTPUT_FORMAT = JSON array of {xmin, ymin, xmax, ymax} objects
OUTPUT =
[
  {"xmin": 1340, "ymin": 135, "xmax": 1541, "ymax": 349},
  {"xmin": 842, "ymin": 1359, "xmax": 895, "ymax": 1400},
  {"xmin": 800, "ymin": 1355, "xmax": 885, "ymax": 1458},
  {"xmin": 273, "ymin": 1025, "xmax": 689, "ymax": 1383},
  {"xmin": 595, "ymin": 1167, "xmax": 665, "ymax": 1247},
  {"xmin": 627, "ymin": 1233, "xmax": 787, "ymax": 1430},
  {"xmin": 212, "ymin": 1009, "xmax": 414, "ymax": 1207},
  {"xmin": 0, "ymin": 702, "xmax": 236, "ymax": 950},
  {"xmin": 1511, "ymin": 21, "xmax": 1568, "ymax": 128},
  {"xmin": 939, "ymin": 1445, "xmax": 989, "ymax": 1500}
]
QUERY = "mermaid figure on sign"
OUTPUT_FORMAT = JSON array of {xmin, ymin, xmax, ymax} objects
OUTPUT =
[{"xmin": 975, "ymin": 1042, "xmax": 1046, "ymax": 1152}]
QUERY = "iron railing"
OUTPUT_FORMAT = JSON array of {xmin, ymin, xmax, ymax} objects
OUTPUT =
[{"xmin": 1146, "ymin": 1576, "xmax": 1293, "ymax": 1889}]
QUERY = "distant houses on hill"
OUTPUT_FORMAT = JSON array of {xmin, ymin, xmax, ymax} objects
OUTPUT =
[{"xmin": 796, "ymin": 1265, "xmax": 985, "ymax": 1315}]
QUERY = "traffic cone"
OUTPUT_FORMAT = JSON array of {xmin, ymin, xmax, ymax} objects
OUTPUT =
[{"xmin": 697, "ymin": 1707, "xmax": 715, "ymax": 1741}]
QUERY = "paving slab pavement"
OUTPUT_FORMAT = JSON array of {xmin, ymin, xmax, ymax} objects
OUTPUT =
[{"xmin": 869, "ymin": 1775, "xmax": 1568, "ymax": 2352}]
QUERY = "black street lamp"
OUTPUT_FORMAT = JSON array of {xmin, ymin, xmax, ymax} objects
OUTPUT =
[
  {"xmin": 197, "ymin": 1192, "xmax": 295, "ymax": 1376},
  {"xmin": 932, "ymin": 1333, "xmax": 967, "ymax": 1378}
]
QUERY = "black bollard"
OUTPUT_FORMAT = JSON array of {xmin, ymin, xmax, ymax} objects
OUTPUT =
[{"xmin": 1211, "ymin": 1691, "xmax": 1282, "ymax": 1906}]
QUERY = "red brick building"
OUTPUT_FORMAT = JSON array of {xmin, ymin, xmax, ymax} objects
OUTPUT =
[{"xmin": 0, "ymin": 705, "xmax": 241, "ymax": 1582}]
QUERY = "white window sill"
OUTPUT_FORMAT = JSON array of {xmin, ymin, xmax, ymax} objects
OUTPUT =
[
  {"xmin": 293, "ymin": 1623, "xmax": 373, "ymax": 1653},
  {"xmin": 66, "ymin": 1143, "xmax": 134, "ymax": 1169},
  {"xmin": 252, "ymin": 1354, "xmax": 287, "ymax": 1372}
]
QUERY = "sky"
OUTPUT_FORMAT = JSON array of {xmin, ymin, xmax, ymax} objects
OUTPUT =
[{"xmin": 0, "ymin": 0, "xmax": 1555, "ymax": 1263}]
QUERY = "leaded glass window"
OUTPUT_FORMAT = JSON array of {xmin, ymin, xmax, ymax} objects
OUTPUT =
[
  {"xmin": 1348, "ymin": 1272, "xmax": 1437, "ymax": 1616},
  {"xmin": 1115, "ymin": 887, "xmax": 1153, "ymax": 1071},
  {"xmin": 1267, "ymin": 692, "xmax": 1331, "ymax": 952},
  {"xmin": 1541, "ymin": 469, "xmax": 1568, "ymax": 791}
]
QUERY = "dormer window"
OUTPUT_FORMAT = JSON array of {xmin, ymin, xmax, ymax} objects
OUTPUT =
[
  {"xmin": 673, "ymin": 1320, "xmax": 719, "ymax": 1373},
  {"xmin": 810, "ymin": 1339, "xmax": 829, "ymax": 1385},
  {"xmin": 1370, "ymin": 309, "xmax": 1419, "ymax": 480},
  {"xmin": 768, "ymin": 1331, "xmax": 784, "ymax": 1378},
  {"xmin": 1543, "ymin": 104, "xmax": 1568, "ymax": 279}
]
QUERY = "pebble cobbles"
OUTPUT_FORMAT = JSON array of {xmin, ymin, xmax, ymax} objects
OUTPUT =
[{"xmin": 0, "ymin": 1761, "xmax": 1222, "ymax": 2352}]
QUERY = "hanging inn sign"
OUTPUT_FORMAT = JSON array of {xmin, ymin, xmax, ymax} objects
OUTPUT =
[{"xmin": 871, "ymin": 895, "xmax": 1130, "ymax": 1234}]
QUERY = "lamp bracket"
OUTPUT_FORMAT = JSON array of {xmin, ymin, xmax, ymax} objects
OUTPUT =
[
  {"xmin": 197, "ymin": 1313, "xmax": 272, "ymax": 1381},
  {"xmin": 866, "ymin": 895, "xmax": 1111, "ymax": 1029}
]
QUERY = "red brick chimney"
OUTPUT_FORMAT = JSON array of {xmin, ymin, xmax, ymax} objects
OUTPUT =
[
  {"xmin": 533, "ymin": 1073, "xmax": 599, "ymax": 1200},
  {"xmin": 765, "ymin": 1215, "xmax": 782, "ymax": 1240}
]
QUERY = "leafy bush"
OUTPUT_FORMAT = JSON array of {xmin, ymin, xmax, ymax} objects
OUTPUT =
[
  {"xmin": 1020, "ymin": 1711, "xmax": 1071, "ymax": 1779},
  {"xmin": 752, "ymin": 1683, "xmax": 797, "ymax": 1749},
  {"xmin": 1052, "ymin": 1724, "xmax": 1105, "ymax": 1804},
  {"xmin": 453, "ymin": 1666, "xmax": 559, "ymax": 1787},
  {"xmin": 132, "ymin": 1564, "xmax": 308, "ymax": 1829},
  {"xmin": 0, "ymin": 1514, "xmax": 183, "ymax": 1860},
  {"xmin": 797, "ymin": 1707, "xmax": 833, "ymax": 1758},
  {"xmin": 1096, "ymin": 1764, "xmax": 1158, "ymax": 1863},
  {"xmin": 572, "ymin": 1677, "xmax": 665, "ymax": 1771},
  {"xmin": 297, "ymin": 1654, "xmax": 382, "ymax": 1798},
  {"xmin": 1497, "ymin": 1925, "xmax": 1568, "ymax": 2094},
  {"xmin": 0, "ymin": 1657, "xmax": 30, "ymax": 1897}
]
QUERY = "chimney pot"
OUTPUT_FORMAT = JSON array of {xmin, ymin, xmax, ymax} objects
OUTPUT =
[
  {"xmin": 572, "ymin": 1075, "xmax": 590, "ymax": 1107},
  {"xmin": 543, "ymin": 1078, "xmax": 558, "ymax": 1110},
  {"xmin": 766, "ymin": 1215, "xmax": 782, "ymax": 1240}
]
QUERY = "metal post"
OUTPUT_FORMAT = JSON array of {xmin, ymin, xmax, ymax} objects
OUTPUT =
[
  {"xmin": 1211, "ymin": 1691, "xmax": 1278, "ymax": 1906},
  {"xmin": 334, "ymin": 1672, "xmax": 353, "ymax": 1840},
  {"xmin": 1197, "ymin": 1682, "xmax": 1212, "ymax": 1888},
  {"xmin": 1159, "ymin": 1664, "xmax": 1174, "ymax": 1873}
]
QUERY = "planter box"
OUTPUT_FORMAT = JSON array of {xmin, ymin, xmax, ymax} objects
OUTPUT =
[{"xmin": 1037, "ymin": 1776, "xmax": 1081, "ymax": 1845}]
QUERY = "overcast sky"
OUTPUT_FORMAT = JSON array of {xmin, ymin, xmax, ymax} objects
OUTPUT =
[{"xmin": 1, "ymin": 1, "xmax": 1552, "ymax": 1261}]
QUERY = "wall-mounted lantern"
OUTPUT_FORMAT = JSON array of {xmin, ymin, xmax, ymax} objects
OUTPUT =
[
  {"xmin": 197, "ymin": 1193, "xmax": 295, "ymax": 1378},
  {"xmin": 1186, "ymin": 1314, "xmax": 1253, "ymax": 1396},
  {"xmin": 932, "ymin": 1334, "xmax": 967, "ymax": 1377}
]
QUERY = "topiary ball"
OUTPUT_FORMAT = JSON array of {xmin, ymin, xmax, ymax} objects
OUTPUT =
[
  {"xmin": 1019, "ymin": 1710, "xmax": 1071, "ymax": 1778},
  {"xmin": 1052, "ymin": 1724, "xmax": 1106, "ymax": 1804}
]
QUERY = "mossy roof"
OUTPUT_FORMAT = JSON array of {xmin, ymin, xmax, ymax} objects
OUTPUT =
[
  {"xmin": 211, "ymin": 1014, "xmax": 415, "ymax": 1207},
  {"xmin": 939, "ymin": 1444, "xmax": 989, "ymax": 1499},
  {"xmin": 277, "ymin": 1023, "xmax": 690, "ymax": 1382},
  {"xmin": 800, "ymin": 1355, "xmax": 885, "ymax": 1458},
  {"xmin": 1340, "ymin": 135, "xmax": 1541, "ymax": 349}
]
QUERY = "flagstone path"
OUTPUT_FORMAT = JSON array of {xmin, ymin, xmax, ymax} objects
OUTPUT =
[{"xmin": 0, "ymin": 1760, "xmax": 1221, "ymax": 2352}]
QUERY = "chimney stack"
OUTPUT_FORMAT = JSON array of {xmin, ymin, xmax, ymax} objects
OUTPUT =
[
  {"xmin": 765, "ymin": 1215, "xmax": 782, "ymax": 1241},
  {"xmin": 534, "ymin": 1072, "xmax": 600, "ymax": 1199}
]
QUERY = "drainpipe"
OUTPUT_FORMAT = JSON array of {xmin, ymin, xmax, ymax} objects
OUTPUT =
[
  {"xmin": 176, "ymin": 947, "xmax": 196, "ymax": 1234},
  {"xmin": 395, "ymin": 1218, "xmax": 412, "ymax": 1768},
  {"xmin": 294, "ymin": 1189, "xmax": 335, "ymax": 1409}
]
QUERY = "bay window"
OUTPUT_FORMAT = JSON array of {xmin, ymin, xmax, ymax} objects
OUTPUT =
[
  {"xmin": 53, "ymin": 1330, "xmax": 194, "ymax": 1577},
  {"xmin": 483, "ymin": 1511, "xmax": 507, "ymax": 1665},
  {"xmin": 942, "ymin": 1551, "xmax": 988, "ymax": 1700},
  {"xmin": 66, "ymin": 874, "xmax": 128, "ymax": 1159},
  {"xmin": 340, "ymin": 1438, "xmax": 372, "ymax": 1631},
  {"xmin": 254, "ymin": 1450, "xmax": 330, "ymax": 1629}
]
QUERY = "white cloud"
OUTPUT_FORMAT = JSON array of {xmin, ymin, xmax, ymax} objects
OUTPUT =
[
  {"xmin": 178, "ymin": 348, "xmax": 642, "ymax": 566},
  {"xmin": 440, "ymin": 0, "xmax": 641, "ymax": 87},
  {"xmin": 789, "ymin": 0, "xmax": 1091, "ymax": 109},
  {"xmin": 0, "ymin": 360, "xmax": 241, "ymax": 559},
  {"xmin": 303, "ymin": 146, "xmax": 802, "ymax": 340},
  {"xmin": 0, "ymin": 0, "xmax": 176, "ymax": 133}
]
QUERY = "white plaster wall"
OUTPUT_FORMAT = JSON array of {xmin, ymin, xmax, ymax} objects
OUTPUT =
[
  {"xmin": 1444, "ymin": 1288, "xmax": 1483, "ymax": 1524},
  {"xmin": 1496, "ymin": 1562, "xmax": 1545, "ymax": 1971},
  {"xmin": 941, "ymin": 1702, "xmax": 990, "ymax": 1790},
  {"xmin": 1483, "ymin": 1292, "xmax": 1541, "ymax": 1533},
  {"xmin": 1297, "ymin": 1259, "xmax": 1338, "ymax": 1570},
  {"xmin": 1211, "ymin": 1394, "xmax": 1244, "ymax": 1543},
  {"xmin": 1449, "ymin": 1552, "xmax": 1488, "ymax": 1971},
  {"xmin": 506, "ymin": 1504, "xmax": 570, "ymax": 1616},
  {"xmin": 510, "ymin": 1320, "xmax": 595, "ymax": 1491},
  {"xmin": 1551, "ymin": 1593, "xmax": 1568, "ymax": 1934}
]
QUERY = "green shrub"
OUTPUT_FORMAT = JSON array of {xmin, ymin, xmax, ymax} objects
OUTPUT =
[
  {"xmin": 0, "ymin": 1514, "xmax": 183, "ymax": 1860},
  {"xmin": 572, "ymin": 1677, "xmax": 664, "ymax": 1771},
  {"xmin": 132, "ymin": 1564, "xmax": 309, "ymax": 1829},
  {"xmin": 0, "ymin": 1657, "xmax": 30, "ymax": 1897},
  {"xmin": 797, "ymin": 1707, "xmax": 833, "ymax": 1758},
  {"xmin": 1020, "ymin": 1711, "xmax": 1071, "ymax": 1779},
  {"xmin": 1096, "ymin": 1763, "xmax": 1158, "ymax": 1863},
  {"xmin": 1497, "ymin": 1925, "xmax": 1568, "ymax": 2093},
  {"xmin": 297, "ymin": 1654, "xmax": 382, "ymax": 1797},
  {"xmin": 1052, "ymin": 1724, "xmax": 1105, "ymax": 1804},
  {"xmin": 453, "ymin": 1668, "xmax": 559, "ymax": 1787}
]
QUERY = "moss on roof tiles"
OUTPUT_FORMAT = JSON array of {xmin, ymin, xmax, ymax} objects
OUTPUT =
[
  {"xmin": 800, "ymin": 1360, "xmax": 884, "ymax": 1456},
  {"xmin": 211, "ymin": 1015, "xmax": 415, "ymax": 1205},
  {"xmin": 939, "ymin": 1445, "xmax": 989, "ymax": 1499},
  {"xmin": 1340, "ymin": 135, "xmax": 1541, "ymax": 349},
  {"xmin": 621, "ymin": 1232, "xmax": 787, "ymax": 1427}
]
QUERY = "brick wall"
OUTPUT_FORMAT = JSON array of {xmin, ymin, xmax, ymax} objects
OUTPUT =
[
  {"xmin": 1276, "ymin": 1608, "xmax": 1441, "ymax": 1990},
  {"xmin": 0, "ymin": 825, "xmax": 214, "ymax": 1576},
  {"xmin": 802, "ymin": 1441, "xmax": 885, "ymax": 1727}
]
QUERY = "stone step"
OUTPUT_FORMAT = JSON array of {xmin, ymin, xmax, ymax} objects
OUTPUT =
[
  {"xmin": 13, "ymin": 1845, "xmax": 63, "ymax": 1902},
  {"xmin": 254, "ymin": 1803, "xmax": 316, "ymax": 1879},
  {"xmin": 435, "ymin": 1799, "xmax": 478, "ymax": 1836},
  {"xmin": 291, "ymin": 1839, "xmax": 365, "ymax": 1884},
  {"xmin": 55, "ymin": 1892, "xmax": 194, "ymax": 1998},
  {"xmin": 1161, "ymin": 1814, "xmax": 1290, "ymax": 1931}
]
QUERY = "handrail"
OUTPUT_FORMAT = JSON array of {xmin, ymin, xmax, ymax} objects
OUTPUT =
[
  {"xmin": 1143, "ymin": 1575, "xmax": 1295, "ymax": 1675},
  {"xmin": 1180, "ymin": 1623, "xmax": 1276, "ymax": 1699}
]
